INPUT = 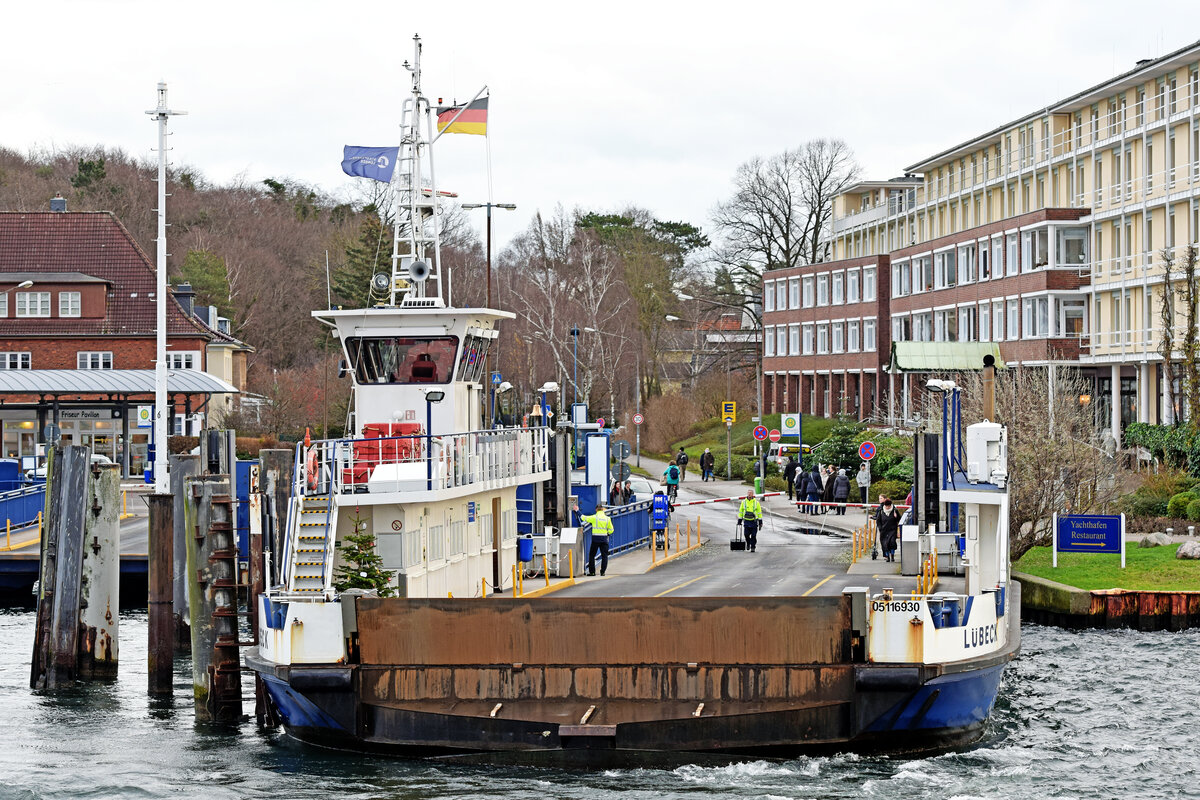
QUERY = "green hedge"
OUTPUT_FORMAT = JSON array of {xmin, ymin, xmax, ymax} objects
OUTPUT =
[{"xmin": 1167, "ymin": 491, "xmax": 1197, "ymax": 519}]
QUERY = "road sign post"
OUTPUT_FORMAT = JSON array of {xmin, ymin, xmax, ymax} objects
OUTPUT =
[
  {"xmin": 768, "ymin": 429, "xmax": 781, "ymax": 443},
  {"xmin": 721, "ymin": 401, "xmax": 736, "ymax": 424},
  {"xmin": 858, "ymin": 440, "xmax": 876, "ymax": 461}
]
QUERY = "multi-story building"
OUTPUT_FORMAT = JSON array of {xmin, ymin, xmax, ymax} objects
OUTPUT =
[
  {"xmin": 765, "ymin": 39, "xmax": 1200, "ymax": 445},
  {"xmin": 0, "ymin": 208, "xmax": 247, "ymax": 476}
]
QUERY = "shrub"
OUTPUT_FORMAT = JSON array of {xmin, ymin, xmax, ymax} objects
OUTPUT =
[
  {"xmin": 715, "ymin": 455, "xmax": 750, "ymax": 480},
  {"xmin": 883, "ymin": 458, "xmax": 914, "ymax": 483},
  {"xmin": 1117, "ymin": 493, "xmax": 1169, "ymax": 518},
  {"xmin": 1167, "ymin": 491, "xmax": 1197, "ymax": 519},
  {"xmin": 764, "ymin": 475, "xmax": 788, "ymax": 492},
  {"xmin": 869, "ymin": 478, "xmax": 909, "ymax": 505},
  {"xmin": 1186, "ymin": 499, "xmax": 1200, "ymax": 521},
  {"xmin": 167, "ymin": 435, "xmax": 199, "ymax": 455}
]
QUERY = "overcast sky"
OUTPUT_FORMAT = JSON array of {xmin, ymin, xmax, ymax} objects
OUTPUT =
[{"xmin": 4, "ymin": 1, "xmax": 1200, "ymax": 254}]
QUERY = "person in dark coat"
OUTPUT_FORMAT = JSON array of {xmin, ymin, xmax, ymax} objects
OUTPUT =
[
  {"xmin": 875, "ymin": 496, "xmax": 901, "ymax": 562},
  {"xmin": 609, "ymin": 480, "xmax": 624, "ymax": 506},
  {"xmin": 783, "ymin": 456, "xmax": 798, "ymax": 500},
  {"xmin": 675, "ymin": 447, "xmax": 689, "ymax": 481},
  {"xmin": 699, "ymin": 448, "xmax": 715, "ymax": 481},
  {"xmin": 795, "ymin": 470, "xmax": 811, "ymax": 513},
  {"xmin": 806, "ymin": 466, "xmax": 822, "ymax": 513},
  {"xmin": 821, "ymin": 466, "xmax": 836, "ymax": 513},
  {"xmin": 832, "ymin": 469, "xmax": 851, "ymax": 515}
]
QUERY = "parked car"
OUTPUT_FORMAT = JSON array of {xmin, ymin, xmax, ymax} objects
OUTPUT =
[{"xmin": 25, "ymin": 453, "xmax": 113, "ymax": 480}]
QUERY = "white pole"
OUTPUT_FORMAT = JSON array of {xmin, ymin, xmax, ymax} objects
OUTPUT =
[
  {"xmin": 1052, "ymin": 511, "xmax": 1058, "ymax": 568},
  {"xmin": 146, "ymin": 83, "xmax": 185, "ymax": 495},
  {"xmin": 1120, "ymin": 512, "xmax": 1126, "ymax": 569}
]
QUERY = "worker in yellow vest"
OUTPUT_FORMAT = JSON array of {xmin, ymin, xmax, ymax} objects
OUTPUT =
[
  {"xmin": 582, "ymin": 501, "xmax": 614, "ymax": 576},
  {"xmin": 738, "ymin": 489, "xmax": 763, "ymax": 553}
]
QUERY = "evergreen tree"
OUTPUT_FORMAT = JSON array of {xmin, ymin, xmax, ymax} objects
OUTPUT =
[
  {"xmin": 333, "ymin": 511, "xmax": 394, "ymax": 596},
  {"xmin": 177, "ymin": 249, "xmax": 235, "ymax": 321},
  {"xmin": 333, "ymin": 213, "xmax": 391, "ymax": 308}
]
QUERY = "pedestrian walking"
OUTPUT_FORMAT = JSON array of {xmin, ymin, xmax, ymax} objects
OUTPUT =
[
  {"xmin": 783, "ymin": 456, "xmax": 798, "ymax": 501},
  {"xmin": 856, "ymin": 462, "xmax": 871, "ymax": 506},
  {"xmin": 675, "ymin": 448, "xmax": 689, "ymax": 481},
  {"xmin": 582, "ymin": 501, "xmax": 614, "ymax": 576},
  {"xmin": 699, "ymin": 448, "xmax": 715, "ymax": 482},
  {"xmin": 875, "ymin": 496, "xmax": 901, "ymax": 562},
  {"xmin": 609, "ymin": 479, "xmax": 624, "ymax": 506},
  {"xmin": 738, "ymin": 489, "xmax": 763, "ymax": 553},
  {"xmin": 833, "ymin": 468, "xmax": 850, "ymax": 515},
  {"xmin": 622, "ymin": 479, "xmax": 634, "ymax": 504}
]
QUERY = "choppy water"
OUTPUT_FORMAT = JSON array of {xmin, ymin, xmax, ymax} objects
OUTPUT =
[{"xmin": 0, "ymin": 609, "xmax": 1196, "ymax": 800}]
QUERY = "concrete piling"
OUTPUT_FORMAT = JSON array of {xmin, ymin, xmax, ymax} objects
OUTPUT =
[
  {"xmin": 79, "ymin": 463, "xmax": 120, "ymax": 679},
  {"xmin": 148, "ymin": 493, "xmax": 174, "ymax": 694}
]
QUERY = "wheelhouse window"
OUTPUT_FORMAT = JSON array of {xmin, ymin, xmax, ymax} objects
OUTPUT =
[
  {"xmin": 456, "ymin": 333, "xmax": 494, "ymax": 383},
  {"xmin": 345, "ymin": 336, "xmax": 459, "ymax": 384}
]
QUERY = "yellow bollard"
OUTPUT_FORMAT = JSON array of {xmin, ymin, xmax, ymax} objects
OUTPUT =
[
  {"xmin": 5, "ymin": 518, "xmax": 9, "ymax": 550},
  {"xmin": 676, "ymin": 523, "xmax": 680, "ymax": 552},
  {"xmin": 511, "ymin": 564, "xmax": 517, "ymax": 596},
  {"xmin": 543, "ymin": 555, "xmax": 550, "ymax": 588},
  {"xmin": 448, "ymin": 591, "xmax": 454, "ymax": 598},
  {"xmin": 569, "ymin": 551, "xmax": 574, "ymax": 580},
  {"xmin": 122, "ymin": 490, "xmax": 127, "ymax": 517},
  {"xmin": 37, "ymin": 511, "xmax": 42, "ymax": 539},
  {"xmin": 518, "ymin": 567, "xmax": 523, "ymax": 597},
  {"xmin": 651, "ymin": 538, "xmax": 657, "ymax": 563},
  {"xmin": 482, "ymin": 577, "xmax": 487, "ymax": 598}
]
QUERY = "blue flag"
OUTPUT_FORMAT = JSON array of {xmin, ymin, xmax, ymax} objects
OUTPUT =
[{"xmin": 341, "ymin": 145, "xmax": 400, "ymax": 182}]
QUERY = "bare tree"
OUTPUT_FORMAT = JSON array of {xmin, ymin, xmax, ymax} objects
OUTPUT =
[
  {"xmin": 1179, "ymin": 245, "xmax": 1200, "ymax": 428},
  {"xmin": 958, "ymin": 367, "xmax": 1125, "ymax": 560},
  {"xmin": 1159, "ymin": 246, "xmax": 1178, "ymax": 424}
]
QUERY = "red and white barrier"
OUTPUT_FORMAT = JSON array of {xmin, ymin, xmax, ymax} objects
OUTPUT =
[{"xmin": 672, "ymin": 491, "xmax": 784, "ymax": 507}]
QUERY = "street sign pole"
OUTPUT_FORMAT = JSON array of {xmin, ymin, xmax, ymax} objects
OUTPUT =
[{"xmin": 726, "ymin": 421, "xmax": 732, "ymax": 480}]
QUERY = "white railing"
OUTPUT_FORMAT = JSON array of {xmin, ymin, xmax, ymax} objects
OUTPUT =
[{"xmin": 296, "ymin": 426, "xmax": 550, "ymax": 497}]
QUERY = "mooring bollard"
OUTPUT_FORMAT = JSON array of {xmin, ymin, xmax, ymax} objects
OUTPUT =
[{"xmin": 148, "ymin": 493, "xmax": 174, "ymax": 694}]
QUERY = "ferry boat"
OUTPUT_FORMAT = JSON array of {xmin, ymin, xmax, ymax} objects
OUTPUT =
[{"xmin": 245, "ymin": 36, "xmax": 1020, "ymax": 764}]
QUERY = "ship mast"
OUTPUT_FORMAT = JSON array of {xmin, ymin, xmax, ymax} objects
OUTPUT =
[{"xmin": 393, "ymin": 34, "xmax": 444, "ymax": 306}]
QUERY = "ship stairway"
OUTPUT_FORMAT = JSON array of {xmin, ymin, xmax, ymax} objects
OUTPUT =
[{"xmin": 286, "ymin": 494, "xmax": 335, "ymax": 595}]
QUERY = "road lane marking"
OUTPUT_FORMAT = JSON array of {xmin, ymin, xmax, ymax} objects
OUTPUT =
[
  {"xmin": 655, "ymin": 575, "xmax": 709, "ymax": 597},
  {"xmin": 802, "ymin": 574, "xmax": 835, "ymax": 597}
]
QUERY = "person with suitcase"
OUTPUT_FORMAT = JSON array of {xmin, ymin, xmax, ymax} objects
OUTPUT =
[
  {"xmin": 738, "ymin": 489, "xmax": 763, "ymax": 553},
  {"xmin": 651, "ymin": 488, "xmax": 671, "ymax": 550}
]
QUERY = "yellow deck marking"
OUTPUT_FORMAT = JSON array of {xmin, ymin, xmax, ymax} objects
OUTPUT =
[
  {"xmin": 654, "ymin": 574, "xmax": 709, "ymax": 597},
  {"xmin": 802, "ymin": 574, "xmax": 835, "ymax": 597}
]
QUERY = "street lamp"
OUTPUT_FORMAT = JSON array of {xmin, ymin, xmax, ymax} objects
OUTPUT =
[
  {"xmin": 583, "ymin": 326, "xmax": 641, "ymax": 468},
  {"xmin": 570, "ymin": 326, "xmax": 581, "ymax": 412},
  {"xmin": 423, "ymin": 389, "xmax": 445, "ymax": 491}
]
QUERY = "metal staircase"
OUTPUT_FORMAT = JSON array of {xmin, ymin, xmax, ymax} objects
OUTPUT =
[{"xmin": 287, "ymin": 496, "xmax": 334, "ymax": 594}]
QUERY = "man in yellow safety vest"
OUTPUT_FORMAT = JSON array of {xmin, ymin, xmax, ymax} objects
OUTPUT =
[
  {"xmin": 738, "ymin": 489, "xmax": 763, "ymax": 553},
  {"xmin": 582, "ymin": 501, "xmax": 614, "ymax": 576}
]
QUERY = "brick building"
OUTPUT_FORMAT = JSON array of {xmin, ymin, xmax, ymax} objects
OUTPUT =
[{"xmin": 0, "ymin": 210, "xmax": 242, "ymax": 475}]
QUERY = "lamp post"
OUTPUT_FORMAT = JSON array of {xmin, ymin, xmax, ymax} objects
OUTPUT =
[
  {"xmin": 424, "ymin": 390, "xmax": 445, "ymax": 491},
  {"xmin": 570, "ymin": 326, "xmax": 581, "ymax": 412},
  {"xmin": 462, "ymin": 202, "xmax": 516, "ymax": 427}
]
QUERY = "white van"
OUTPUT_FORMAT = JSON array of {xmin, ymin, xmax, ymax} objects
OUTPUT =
[{"xmin": 767, "ymin": 442, "xmax": 807, "ymax": 468}]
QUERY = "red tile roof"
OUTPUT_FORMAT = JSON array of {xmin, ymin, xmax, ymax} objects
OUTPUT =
[{"xmin": 0, "ymin": 212, "xmax": 211, "ymax": 339}]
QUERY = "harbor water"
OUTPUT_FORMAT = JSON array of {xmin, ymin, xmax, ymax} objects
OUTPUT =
[{"xmin": 0, "ymin": 609, "xmax": 1195, "ymax": 800}]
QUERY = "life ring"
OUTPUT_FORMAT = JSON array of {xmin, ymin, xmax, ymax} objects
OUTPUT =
[{"xmin": 306, "ymin": 446, "xmax": 319, "ymax": 491}]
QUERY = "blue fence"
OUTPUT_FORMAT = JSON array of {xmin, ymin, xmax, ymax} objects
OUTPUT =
[
  {"xmin": 0, "ymin": 484, "xmax": 46, "ymax": 529},
  {"xmin": 579, "ymin": 498, "xmax": 650, "ymax": 558}
]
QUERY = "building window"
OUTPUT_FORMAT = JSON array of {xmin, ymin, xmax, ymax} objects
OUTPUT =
[
  {"xmin": 777, "ymin": 327, "xmax": 787, "ymax": 356},
  {"xmin": 789, "ymin": 278, "xmax": 800, "ymax": 309},
  {"xmin": 914, "ymin": 312, "xmax": 932, "ymax": 342},
  {"xmin": 831, "ymin": 322, "xmax": 844, "ymax": 353},
  {"xmin": 832, "ymin": 272, "xmax": 844, "ymax": 305},
  {"xmin": 817, "ymin": 275, "xmax": 829, "ymax": 306},
  {"xmin": 816, "ymin": 324, "xmax": 828, "ymax": 354},
  {"xmin": 980, "ymin": 305, "xmax": 991, "ymax": 342},
  {"xmin": 77, "ymin": 351, "xmax": 113, "ymax": 370},
  {"xmin": 802, "ymin": 324, "xmax": 814, "ymax": 355},
  {"xmin": 0, "ymin": 294, "xmax": 6, "ymax": 317},
  {"xmin": 764, "ymin": 326, "xmax": 775, "ymax": 357},
  {"xmin": 863, "ymin": 319, "xmax": 876, "ymax": 352},
  {"xmin": 1006, "ymin": 235, "xmax": 1019, "ymax": 275},
  {"xmin": 863, "ymin": 267, "xmax": 876, "ymax": 301},
  {"xmin": 59, "ymin": 291, "xmax": 81, "ymax": 318},
  {"xmin": 802, "ymin": 277, "xmax": 814, "ymax": 308},
  {"xmin": 16, "ymin": 292, "xmax": 51, "ymax": 317},
  {"xmin": 847, "ymin": 270, "xmax": 860, "ymax": 303},
  {"xmin": 847, "ymin": 321, "xmax": 860, "ymax": 352},
  {"xmin": 789, "ymin": 324, "xmax": 800, "ymax": 356},
  {"xmin": 993, "ymin": 300, "xmax": 1004, "ymax": 340},
  {"xmin": 167, "ymin": 352, "xmax": 200, "ymax": 370},
  {"xmin": 0, "ymin": 352, "xmax": 31, "ymax": 370},
  {"xmin": 764, "ymin": 282, "xmax": 775, "ymax": 313},
  {"xmin": 1007, "ymin": 300, "xmax": 1019, "ymax": 340}
]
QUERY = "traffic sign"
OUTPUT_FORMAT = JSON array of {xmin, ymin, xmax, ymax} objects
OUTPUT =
[
  {"xmin": 491, "ymin": 372, "xmax": 501, "ymax": 385},
  {"xmin": 752, "ymin": 425, "xmax": 768, "ymax": 441},
  {"xmin": 859, "ymin": 440, "xmax": 876, "ymax": 461},
  {"xmin": 721, "ymin": 401, "xmax": 736, "ymax": 424},
  {"xmin": 768, "ymin": 429, "xmax": 781, "ymax": 443},
  {"xmin": 612, "ymin": 440, "xmax": 631, "ymax": 460},
  {"xmin": 597, "ymin": 417, "xmax": 606, "ymax": 428},
  {"xmin": 614, "ymin": 462, "xmax": 632, "ymax": 481},
  {"xmin": 781, "ymin": 412, "xmax": 800, "ymax": 434},
  {"xmin": 633, "ymin": 413, "xmax": 644, "ymax": 425}
]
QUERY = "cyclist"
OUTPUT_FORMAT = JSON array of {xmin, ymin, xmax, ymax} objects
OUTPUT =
[{"xmin": 663, "ymin": 462, "xmax": 681, "ymax": 501}]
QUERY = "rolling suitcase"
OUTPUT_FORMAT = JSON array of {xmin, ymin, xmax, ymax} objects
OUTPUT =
[{"xmin": 730, "ymin": 521, "xmax": 746, "ymax": 551}]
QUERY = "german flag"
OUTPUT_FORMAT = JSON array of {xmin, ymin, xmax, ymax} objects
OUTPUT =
[{"xmin": 437, "ymin": 97, "xmax": 488, "ymax": 136}]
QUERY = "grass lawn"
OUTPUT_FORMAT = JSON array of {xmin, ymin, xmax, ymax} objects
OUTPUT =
[
  {"xmin": 1014, "ymin": 543, "xmax": 1200, "ymax": 591},
  {"xmin": 669, "ymin": 414, "xmax": 839, "ymax": 462}
]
